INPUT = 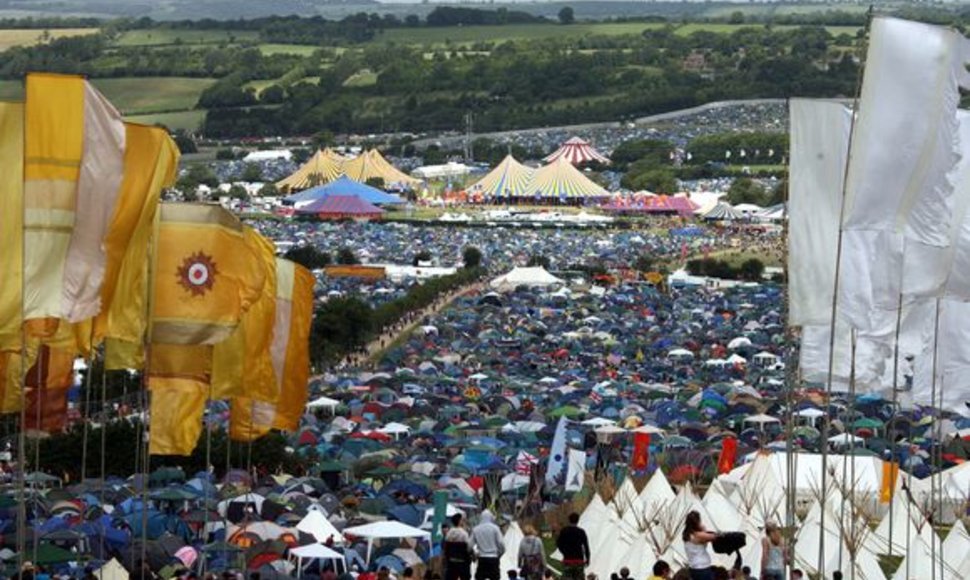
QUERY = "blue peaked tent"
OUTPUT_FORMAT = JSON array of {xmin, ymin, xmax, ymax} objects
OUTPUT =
[{"xmin": 284, "ymin": 176, "xmax": 405, "ymax": 206}]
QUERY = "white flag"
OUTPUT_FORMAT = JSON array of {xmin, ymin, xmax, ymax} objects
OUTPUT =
[
  {"xmin": 565, "ymin": 449, "xmax": 586, "ymax": 492},
  {"xmin": 545, "ymin": 417, "xmax": 568, "ymax": 486},
  {"xmin": 839, "ymin": 17, "xmax": 970, "ymax": 331}
]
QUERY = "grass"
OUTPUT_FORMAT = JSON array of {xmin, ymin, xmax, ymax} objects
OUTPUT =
[
  {"xmin": 113, "ymin": 29, "xmax": 259, "ymax": 47},
  {"xmin": 707, "ymin": 248, "xmax": 783, "ymax": 269},
  {"xmin": 0, "ymin": 28, "xmax": 98, "ymax": 50},
  {"xmin": 0, "ymin": 77, "xmax": 215, "ymax": 114},
  {"xmin": 257, "ymin": 43, "xmax": 320, "ymax": 56},
  {"xmin": 126, "ymin": 109, "xmax": 207, "ymax": 132},
  {"xmin": 343, "ymin": 69, "xmax": 378, "ymax": 88}
]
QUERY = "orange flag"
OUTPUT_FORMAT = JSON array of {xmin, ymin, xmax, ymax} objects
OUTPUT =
[
  {"xmin": 717, "ymin": 436, "xmax": 738, "ymax": 475},
  {"xmin": 631, "ymin": 432, "xmax": 650, "ymax": 472},
  {"xmin": 25, "ymin": 345, "xmax": 75, "ymax": 435},
  {"xmin": 881, "ymin": 460, "xmax": 899, "ymax": 504}
]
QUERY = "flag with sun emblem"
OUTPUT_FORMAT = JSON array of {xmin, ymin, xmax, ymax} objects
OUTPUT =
[{"xmin": 150, "ymin": 203, "xmax": 266, "ymax": 345}]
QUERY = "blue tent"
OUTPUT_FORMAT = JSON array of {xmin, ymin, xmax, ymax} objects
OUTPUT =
[{"xmin": 284, "ymin": 176, "xmax": 404, "ymax": 206}]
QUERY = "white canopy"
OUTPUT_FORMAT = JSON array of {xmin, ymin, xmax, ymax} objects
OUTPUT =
[
  {"xmin": 490, "ymin": 267, "xmax": 563, "ymax": 292},
  {"xmin": 744, "ymin": 414, "xmax": 781, "ymax": 424},
  {"xmin": 290, "ymin": 543, "xmax": 346, "ymax": 576},
  {"xmin": 307, "ymin": 396, "xmax": 340, "ymax": 410},
  {"xmin": 343, "ymin": 521, "xmax": 431, "ymax": 562}
]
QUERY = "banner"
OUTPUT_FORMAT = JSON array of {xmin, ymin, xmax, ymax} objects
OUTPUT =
[
  {"xmin": 545, "ymin": 416, "xmax": 568, "ymax": 486},
  {"xmin": 431, "ymin": 490, "xmax": 448, "ymax": 544},
  {"xmin": 631, "ymin": 432, "xmax": 650, "ymax": 472},
  {"xmin": 881, "ymin": 460, "xmax": 900, "ymax": 504},
  {"xmin": 717, "ymin": 436, "xmax": 738, "ymax": 475},
  {"xmin": 565, "ymin": 449, "xmax": 586, "ymax": 492}
]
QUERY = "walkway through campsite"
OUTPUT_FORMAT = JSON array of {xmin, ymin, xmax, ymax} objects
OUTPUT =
[{"xmin": 353, "ymin": 281, "xmax": 485, "ymax": 367}]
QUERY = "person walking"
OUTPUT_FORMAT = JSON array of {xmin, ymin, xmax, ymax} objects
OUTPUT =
[
  {"xmin": 555, "ymin": 513, "xmax": 590, "ymax": 580},
  {"xmin": 471, "ymin": 511, "xmax": 505, "ymax": 580},
  {"xmin": 517, "ymin": 525, "xmax": 546, "ymax": 580},
  {"xmin": 759, "ymin": 523, "xmax": 785, "ymax": 580},
  {"xmin": 683, "ymin": 511, "xmax": 717, "ymax": 580},
  {"xmin": 444, "ymin": 514, "xmax": 473, "ymax": 580}
]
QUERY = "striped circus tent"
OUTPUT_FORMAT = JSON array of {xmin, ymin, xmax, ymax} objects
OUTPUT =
[
  {"xmin": 342, "ymin": 149, "xmax": 420, "ymax": 188},
  {"xmin": 466, "ymin": 154, "xmax": 534, "ymax": 199},
  {"xmin": 702, "ymin": 202, "xmax": 744, "ymax": 221},
  {"xmin": 276, "ymin": 148, "xmax": 346, "ymax": 192},
  {"xmin": 543, "ymin": 136, "xmax": 610, "ymax": 165},
  {"xmin": 526, "ymin": 157, "xmax": 609, "ymax": 200}
]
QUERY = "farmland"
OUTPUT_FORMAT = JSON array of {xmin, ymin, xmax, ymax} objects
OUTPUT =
[{"xmin": 0, "ymin": 27, "xmax": 98, "ymax": 50}]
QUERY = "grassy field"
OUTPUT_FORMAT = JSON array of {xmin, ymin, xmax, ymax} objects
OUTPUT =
[
  {"xmin": 0, "ymin": 27, "xmax": 99, "ymax": 50},
  {"xmin": 375, "ymin": 22, "xmax": 667, "ymax": 45},
  {"xmin": 126, "ymin": 110, "xmax": 207, "ymax": 132},
  {"xmin": 343, "ymin": 69, "xmax": 378, "ymax": 88},
  {"xmin": 90, "ymin": 77, "xmax": 216, "ymax": 114},
  {"xmin": 257, "ymin": 43, "xmax": 320, "ymax": 56},
  {"xmin": 113, "ymin": 29, "xmax": 259, "ymax": 47}
]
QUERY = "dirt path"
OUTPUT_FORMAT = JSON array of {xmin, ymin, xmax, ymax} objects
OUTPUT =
[{"xmin": 347, "ymin": 281, "xmax": 485, "ymax": 368}]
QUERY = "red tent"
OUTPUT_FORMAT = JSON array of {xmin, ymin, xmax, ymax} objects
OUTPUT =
[{"xmin": 296, "ymin": 195, "xmax": 384, "ymax": 220}]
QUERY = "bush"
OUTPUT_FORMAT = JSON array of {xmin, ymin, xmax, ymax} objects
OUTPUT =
[
  {"xmin": 284, "ymin": 246, "xmax": 331, "ymax": 270},
  {"xmin": 462, "ymin": 246, "xmax": 483, "ymax": 269},
  {"xmin": 738, "ymin": 258, "xmax": 765, "ymax": 281},
  {"xmin": 527, "ymin": 254, "xmax": 550, "ymax": 269},
  {"xmin": 727, "ymin": 178, "xmax": 766, "ymax": 205},
  {"xmin": 336, "ymin": 247, "xmax": 359, "ymax": 265}
]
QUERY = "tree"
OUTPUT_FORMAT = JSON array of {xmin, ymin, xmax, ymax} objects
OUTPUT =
[
  {"xmin": 241, "ymin": 163, "xmax": 264, "ymax": 182},
  {"xmin": 413, "ymin": 250, "xmax": 432, "ymax": 266},
  {"xmin": 610, "ymin": 139, "xmax": 673, "ymax": 170},
  {"xmin": 227, "ymin": 184, "xmax": 248, "ymax": 200},
  {"xmin": 558, "ymin": 6, "xmax": 575, "ymax": 25},
  {"xmin": 310, "ymin": 296, "xmax": 374, "ymax": 364},
  {"xmin": 365, "ymin": 177, "xmax": 386, "ymax": 190},
  {"xmin": 767, "ymin": 178, "xmax": 786, "ymax": 206},
  {"xmin": 312, "ymin": 130, "xmax": 335, "ymax": 149},
  {"xmin": 260, "ymin": 84, "xmax": 285, "ymax": 104},
  {"xmin": 462, "ymin": 246, "xmax": 483, "ymax": 269},
  {"xmin": 621, "ymin": 168, "xmax": 678, "ymax": 193},
  {"xmin": 728, "ymin": 11, "xmax": 745, "ymax": 24},
  {"xmin": 527, "ymin": 254, "xmax": 550, "ymax": 269},
  {"xmin": 738, "ymin": 258, "xmax": 765, "ymax": 281},
  {"xmin": 336, "ymin": 247, "xmax": 359, "ymax": 265},
  {"xmin": 172, "ymin": 130, "xmax": 197, "ymax": 154},
  {"xmin": 727, "ymin": 178, "xmax": 766, "ymax": 205},
  {"xmin": 258, "ymin": 183, "xmax": 280, "ymax": 197},
  {"xmin": 284, "ymin": 245, "xmax": 331, "ymax": 270}
]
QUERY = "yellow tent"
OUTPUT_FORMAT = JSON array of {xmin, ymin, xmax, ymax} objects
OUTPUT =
[
  {"xmin": 526, "ymin": 157, "xmax": 609, "ymax": 200},
  {"xmin": 342, "ymin": 149, "xmax": 419, "ymax": 188},
  {"xmin": 466, "ymin": 154, "xmax": 534, "ymax": 199},
  {"xmin": 276, "ymin": 148, "xmax": 346, "ymax": 192}
]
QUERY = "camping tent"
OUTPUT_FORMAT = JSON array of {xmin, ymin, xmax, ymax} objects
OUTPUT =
[
  {"xmin": 543, "ymin": 137, "xmax": 610, "ymax": 165},
  {"xmin": 276, "ymin": 148, "xmax": 346, "ymax": 192},
  {"xmin": 342, "ymin": 150, "xmax": 420, "ymax": 188},
  {"xmin": 490, "ymin": 267, "xmax": 564, "ymax": 292},
  {"xmin": 285, "ymin": 176, "xmax": 404, "ymax": 207},
  {"xmin": 289, "ymin": 543, "xmax": 346, "ymax": 576},
  {"xmin": 527, "ymin": 157, "xmax": 609, "ymax": 200},
  {"xmin": 295, "ymin": 195, "xmax": 384, "ymax": 221},
  {"xmin": 466, "ymin": 155, "xmax": 534, "ymax": 199}
]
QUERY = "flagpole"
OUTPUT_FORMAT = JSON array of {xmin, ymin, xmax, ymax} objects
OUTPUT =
[
  {"xmin": 16, "ymin": 78, "xmax": 29, "ymax": 578},
  {"xmin": 31, "ymin": 349, "xmax": 43, "ymax": 565},
  {"xmin": 818, "ymin": 9, "xmax": 872, "ymax": 576}
]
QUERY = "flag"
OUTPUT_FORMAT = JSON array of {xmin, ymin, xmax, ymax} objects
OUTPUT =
[
  {"xmin": 0, "ymin": 102, "xmax": 23, "ymax": 353},
  {"xmin": 565, "ymin": 449, "xmax": 586, "ymax": 492},
  {"xmin": 212, "ymin": 227, "xmax": 277, "ymax": 402},
  {"xmin": 717, "ymin": 436, "xmax": 737, "ymax": 475},
  {"xmin": 839, "ymin": 18, "xmax": 970, "ymax": 332},
  {"xmin": 431, "ymin": 490, "xmax": 448, "ymax": 544},
  {"xmin": 545, "ymin": 416, "xmax": 568, "ymax": 486},
  {"xmin": 24, "ymin": 345, "xmax": 74, "ymax": 435},
  {"xmin": 95, "ymin": 123, "xmax": 179, "ymax": 347},
  {"xmin": 147, "ymin": 344, "xmax": 212, "ymax": 455},
  {"xmin": 881, "ymin": 460, "xmax": 900, "ymax": 504},
  {"xmin": 23, "ymin": 73, "xmax": 127, "ymax": 323},
  {"xmin": 150, "ymin": 203, "xmax": 265, "ymax": 345},
  {"xmin": 631, "ymin": 432, "xmax": 650, "ymax": 472},
  {"xmin": 589, "ymin": 390, "xmax": 602, "ymax": 404},
  {"xmin": 228, "ymin": 257, "xmax": 313, "ymax": 441},
  {"xmin": 515, "ymin": 451, "xmax": 538, "ymax": 475},
  {"xmin": 788, "ymin": 99, "xmax": 852, "ymax": 326}
]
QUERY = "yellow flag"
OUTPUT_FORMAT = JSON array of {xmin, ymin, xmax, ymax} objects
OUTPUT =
[
  {"xmin": 23, "ymin": 73, "xmax": 127, "ymax": 323},
  {"xmin": 0, "ymin": 102, "xmax": 23, "ymax": 352},
  {"xmin": 147, "ymin": 344, "xmax": 212, "ymax": 456},
  {"xmin": 230, "ymin": 259, "xmax": 314, "ymax": 440},
  {"xmin": 96, "ymin": 123, "xmax": 179, "ymax": 346},
  {"xmin": 211, "ymin": 227, "xmax": 277, "ymax": 401},
  {"xmin": 0, "ymin": 352, "xmax": 24, "ymax": 414},
  {"xmin": 150, "ymin": 203, "xmax": 265, "ymax": 345},
  {"xmin": 272, "ymin": 260, "xmax": 315, "ymax": 431}
]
